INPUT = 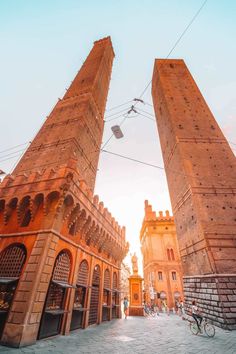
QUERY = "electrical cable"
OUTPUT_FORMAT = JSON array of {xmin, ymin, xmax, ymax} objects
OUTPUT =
[
  {"xmin": 136, "ymin": 107, "xmax": 155, "ymax": 117},
  {"xmin": 101, "ymin": 148, "xmax": 235, "ymax": 181},
  {"xmin": 136, "ymin": 0, "xmax": 208, "ymax": 100},
  {"xmin": 105, "ymin": 107, "xmax": 131, "ymax": 119},
  {"xmin": 0, "ymin": 142, "xmax": 29, "ymax": 155},
  {"xmin": 105, "ymin": 100, "xmax": 133, "ymax": 112}
]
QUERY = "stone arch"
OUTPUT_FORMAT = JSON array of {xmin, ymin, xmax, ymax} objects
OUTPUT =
[
  {"xmin": 85, "ymin": 220, "xmax": 96, "ymax": 244},
  {"xmin": 45, "ymin": 191, "xmax": 60, "ymax": 215},
  {"xmin": 4, "ymin": 197, "xmax": 18, "ymax": 224},
  {"xmin": 0, "ymin": 199, "xmax": 5, "ymax": 225},
  {"xmin": 160, "ymin": 291, "xmax": 167, "ymax": 299},
  {"xmin": 31, "ymin": 193, "xmax": 44, "ymax": 221},
  {"xmin": 68, "ymin": 203, "xmax": 80, "ymax": 236},
  {"xmin": 18, "ymin": 196, "xmax": 31, "ymax": 227},
  {"xmin": 61, "ymin": 194, "xmax": 75, "ymax": 222}
]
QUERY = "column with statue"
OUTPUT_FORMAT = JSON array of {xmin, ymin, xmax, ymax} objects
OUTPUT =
[{"xmin": 128, "ymin": 253, "xmax": 144, "ymax": 316}]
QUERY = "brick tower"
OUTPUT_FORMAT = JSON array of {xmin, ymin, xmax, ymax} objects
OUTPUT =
[
  {"xmin": 0, "ymin": 37, "xmax": 128, "ymax": 347},
  {"xmin": 152, "ymin": 59, "xmax": 236, "ymax": 329}
]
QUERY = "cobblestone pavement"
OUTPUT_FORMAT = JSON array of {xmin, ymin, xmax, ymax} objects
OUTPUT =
[{"xmin": 0, "ymin": 314, "xmax": 236, "ymax": 354}]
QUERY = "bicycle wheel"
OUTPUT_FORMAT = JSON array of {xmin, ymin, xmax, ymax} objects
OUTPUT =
[
  {"xmin": 204, "ymin": 323, "xmax": 215, "ymax": 337},
  {"xmin": 190, "ymin": 321, "xmax": 199, "ymax": 335}
]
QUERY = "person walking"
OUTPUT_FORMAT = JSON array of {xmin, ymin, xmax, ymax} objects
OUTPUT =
[{"xmin": 123, "ymin": 297, "xmax": 129, "ymax": 319}]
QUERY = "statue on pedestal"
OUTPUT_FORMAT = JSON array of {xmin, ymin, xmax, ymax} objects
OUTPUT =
[{"xmin": 131, "ymin": 252, "xmax": 138, "ymax": 275}]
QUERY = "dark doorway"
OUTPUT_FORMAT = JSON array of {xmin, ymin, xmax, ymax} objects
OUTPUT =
[
  {"xmin": 38, "ymin": 251, "xmax": 72, "ymax": 339},
  {"xmin": 70, "ymin": 260, "xmax": 89, "ymax": 331}
]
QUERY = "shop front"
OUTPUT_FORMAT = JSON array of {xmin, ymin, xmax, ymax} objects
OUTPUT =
[
  {"xmin": 88, "ymin": 265, "xmax": 100, "ymax": 325},
  {"xmin": 38, "ymin": 250, "xmax": 73, "ymax": 339},
  {"xmin": 102, "ymin": 269, "xmax": 111, "ymax": 322},
  {"xmin": 70, "ymin": 260, "xmax": 89, "ymax": 331},
  {"xmin": 0, "ymin": 244, "xmax": 27, "ymax": 339}
]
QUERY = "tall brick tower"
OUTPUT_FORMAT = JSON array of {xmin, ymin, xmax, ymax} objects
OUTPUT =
[
  {"xmin": 13, "ymin": 37, "xmax": 114, "ymax": 193},
  {"xmin": 152, "ymin": 59, "xmax": 236, "ymax": 329},
  {"xmin": 0, "ymin": 37, "xmax": 128, "ymax": 348}
]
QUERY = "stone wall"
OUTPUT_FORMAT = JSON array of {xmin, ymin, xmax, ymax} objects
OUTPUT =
[{"xmin": 184, "ymin": 274, "xmax": 236, "ymax": 330}]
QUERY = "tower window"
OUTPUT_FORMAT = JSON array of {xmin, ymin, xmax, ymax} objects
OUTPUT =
[{"xmin": 172, "ymin": 271, "xmax": 177, "ymax": 281}]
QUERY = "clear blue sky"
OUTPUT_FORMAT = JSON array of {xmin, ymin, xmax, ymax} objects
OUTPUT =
[{"xmin": 0, "ymin": 0, "xmax": 236, "ymax": 267}]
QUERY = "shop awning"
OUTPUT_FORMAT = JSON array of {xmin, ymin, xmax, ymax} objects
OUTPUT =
[
  {"xmin": 0, "ymin": 277, "xmax": 19, "ymax": 284},
  {"xmin": 112, "ymin": 289, "xmax": 122, "ymax": 293},
  {"xmin": 76, "ymin": 283, "xmax": 88, "ymax": 288},
  {"xmin": 52, "ymin": 280, "xmax": 76, "ymax": 288},
  {"xmin": 103, "ymin": 287, "xmax": 112, "ymax": 292}
]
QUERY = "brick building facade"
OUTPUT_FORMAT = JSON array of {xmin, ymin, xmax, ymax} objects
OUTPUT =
[
  {"xmin": 0, "ymin": 37, "xmax": 128, "ymax": 347},
  {"xmin": 152, "ymin": 59, "xmax": 236, "ymax": 329},
  {"xmin": 140, "ymin": 201, "xmax": 183, "ymax": 309}
]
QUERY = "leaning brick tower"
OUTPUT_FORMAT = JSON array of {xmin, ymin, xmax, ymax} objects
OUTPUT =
[
  {"xmin": 0, "ymin": 37, "xmax": 128, "ymax": 348},
  {"xmin": 152, "ymin": 59, "xmax": 236, "ymax": 329}
]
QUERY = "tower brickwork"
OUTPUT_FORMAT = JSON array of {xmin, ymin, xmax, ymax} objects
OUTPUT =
[
  {"xmin": 140, "ymin": 201, "xmax": 183, "ymax": 309},
  {"xmin": 13, "ymin": 37, "xmax": 114, "ymax": 193},
  {"xmin": 0, "ymin": 37, "xmax": 128, "ymax": 348},
  {"xmin": 152, "ymin": 59, "xmax": 236, "ymax": 329}
]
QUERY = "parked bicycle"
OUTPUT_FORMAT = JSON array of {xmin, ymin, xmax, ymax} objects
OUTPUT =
[
  {"xmin": 144, "ymin": 304, "xmax": 158, "ymax": 317},
  {"xmin": 189, "ymin": 317, "xmax": 215, "ymax": 337}
]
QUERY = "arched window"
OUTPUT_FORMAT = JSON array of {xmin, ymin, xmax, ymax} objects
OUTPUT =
[
  {"xmin": 77, "ymin": 260, "xmax": 89, "ymax": 287},
  {"xmin": 113, "ymin": 272, "xmax": 118, "ymax": 290},
  {"xmin": 170, "ymin": 249, "xmax": 175, "ymax": 261},
  {"xmin": 167, "ymin": 249, "xmax": 171, "ymax": 261},
  {"xmin": 0, "ymin": 244, "xmax": 26, "ymax": 278},
  {"xmin": 172, "ymin": 271, "xmax": 177, "ymax": 281},
  {"xmin": 53, "ymin": 251, "xmax": 71, "ymax": 283},
  {"xmin": 70, "ymin": 259, "xmax": 89, "ymax": 331},
  {"xmin": 104, "ymin": 269, "xmax": 110, "ymax": 290}
]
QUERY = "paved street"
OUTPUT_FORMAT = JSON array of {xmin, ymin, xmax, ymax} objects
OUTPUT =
[{"xmin": 0, "ymin": 314, "xmax": 235, "ymax": 354}]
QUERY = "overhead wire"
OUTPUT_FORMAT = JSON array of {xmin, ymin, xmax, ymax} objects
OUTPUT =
[
  {"xmin": 105, "ymin": 99, "xmax": 133, "ymax": 112},
  {"xmin": 136, "ymin": 0, "xmax": 209, "ymax": 101}
]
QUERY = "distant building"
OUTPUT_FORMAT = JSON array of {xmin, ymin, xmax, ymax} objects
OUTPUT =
[
  {"xmin": 140, "ymin": 201, "xmax": 183, "ymax": 309},
  {"xmin": 120, "ymin": 262, "xmax": 131, "ymax": 299}
]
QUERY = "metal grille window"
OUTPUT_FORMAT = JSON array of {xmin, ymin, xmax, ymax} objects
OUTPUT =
[
  {"xmin": 0, "ymin": 244, "xmax": 26, "ymax": 278},
  {"xmin": 77, "ymin": 260, "xmax": 89, "ymax": 286},
  {"xmin": 92, "ymin": 265, "xmax": 100, "ymax": 287},
  {"xmin": 53, "ymin": 251, "xmax": 70, "ymax": 282},
  {"xmin": 104, "ymin": 269, "xmax": 110, "ymax": 290},
  {"xmin": 113, "ymin": 272, "xmax": 118, "ymax": 289}
]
